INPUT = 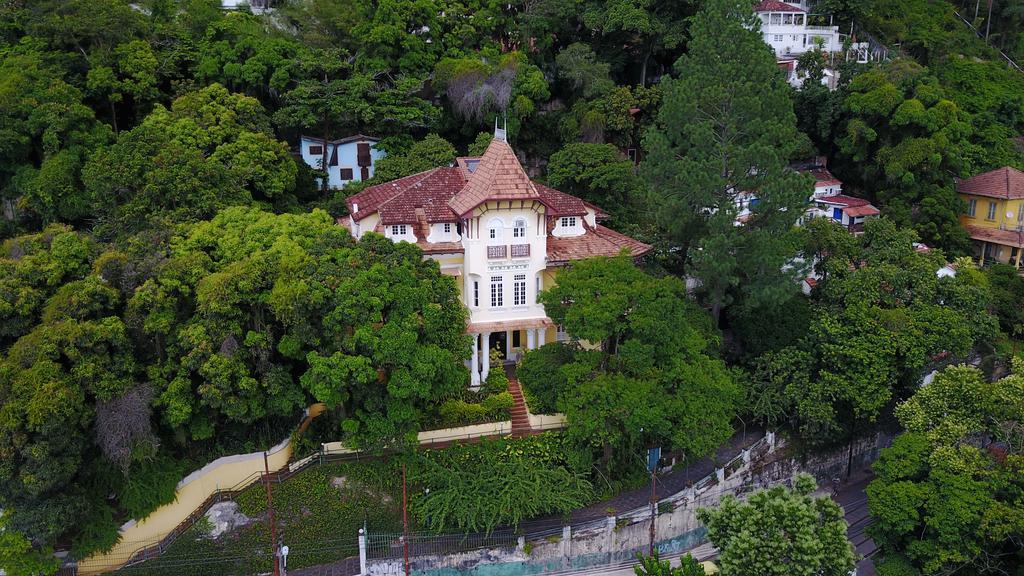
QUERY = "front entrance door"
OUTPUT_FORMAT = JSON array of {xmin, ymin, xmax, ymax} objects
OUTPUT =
[{"xmin": 488, "ymin": 332, "xmax": 507, "ymax": 362}]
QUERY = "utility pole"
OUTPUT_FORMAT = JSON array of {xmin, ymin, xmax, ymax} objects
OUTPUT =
[
  {"xmin": 986, "ymin": 0, "xmax": 994, "ymax": 40},
  {"xmin": 263, "ymin": 452, "xmax": 281, "ymax": 576},
  {"xmin": 403, "ymin": 464, "xmax": 410, "ymax": 576},
  {"xmin": 648, "ymin": 470, "xmax": 657, "ymax": 556}
]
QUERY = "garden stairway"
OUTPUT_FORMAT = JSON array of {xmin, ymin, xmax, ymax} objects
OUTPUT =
[{"xmin": 506, "ymin": 378, "xmax": 534, "ymax": 438}]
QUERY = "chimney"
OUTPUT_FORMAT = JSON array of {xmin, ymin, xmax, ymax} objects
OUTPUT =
[{"xmin": 353, "ymin": 203, "xmax": 359, "ymax": 213}]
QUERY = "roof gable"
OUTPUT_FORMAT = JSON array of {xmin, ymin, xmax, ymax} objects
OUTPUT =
[
  {"xmin": 957, "ymin": 166, "xmax": 1024, "ymax": 200},
  {"xmin": 448, "ymin": 138, "xmax": 540, "ymax": 216},
  {"xmin": 754, "ymin": 0, "xmax": 805, "ymax": 12}
]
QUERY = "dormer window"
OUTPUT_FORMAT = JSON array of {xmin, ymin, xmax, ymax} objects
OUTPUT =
[
  {"xmin": 513, "ymin": 218, "xmax": 526, "ymax": 238},
  {"xmin": 444, "ymin": 223, "xmax": 452, "ymax": 234},
  {"xmin": 391, "ymin": 225, "xmax": 407, "ymax": 236},
  {"xmin": 560, "ymin": 217, "xmax": 577, "ymax": 228}
]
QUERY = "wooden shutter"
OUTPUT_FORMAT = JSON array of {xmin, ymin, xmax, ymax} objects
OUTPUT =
[{"xmin": 357, "ymin": 143, "xmax": 371, "ymax": 167}]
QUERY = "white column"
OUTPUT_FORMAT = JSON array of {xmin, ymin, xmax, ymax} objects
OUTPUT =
[
  {"xmin": 506, "ymin": 330, "xmax": 514, "ymax": 358},
  {"xmin": 358, "ymin": 529, "xmax": 367, "ymax": 575},
  {"xmin": 526, "ymin": 328, "xmax": 536, "ymax": 350},
  {"xmin": 470, "ymin": 333, "xmax": 480, "ymax": 388},
  {"xmin": 481, "ymin": 332, "xmax": 491, "ymax": 382},
  {"xmin": 537, "ymin": 327, "xmax": 545, "ymax": 347}
]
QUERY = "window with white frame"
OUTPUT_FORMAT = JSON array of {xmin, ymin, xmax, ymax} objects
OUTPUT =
[
  {"xmin": 488, "ymin": 217, "xmax": 503, "ymax": 242},
  {"xmin": 513, "ymin": 274, "xmax": 527, "ymax": 306},
  {"xmin": 988, "ymin": 201, "xmax": 997, "ymax": 220},
  {"xmin": 443, "ymin": 223, "xmax": 452, "ymax": 234},
  {"xmin": 967, "ymin": 198, "xmax": 977, "ymax": 217},
  {"xmin": 774, "ymin": 34, "xmax": 783, "ymax": 42},
  {"xmin": 391, "ymin": 225, "xmax": 407, "ymax": 236},
  {"xmin": 490, "ymin": 276, "xmax": 503, "ymax": 307},
  {"xmin": 513, "ymin": 218, "xmax": 526, "ymax": 238},
  {"xmin": 560, "ymin": 216, "xmax": 577, "ymax": 228},
  {"xmin": 473, "ymin": 281, "xmax": 479, "ymax": 307}
]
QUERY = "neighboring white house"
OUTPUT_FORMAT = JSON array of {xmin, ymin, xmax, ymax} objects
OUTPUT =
[
  {"xmin": 299, "ymin": 135, "xmax": 385, "ymax": 189},
  {"xmin": 221, "ymin": 0, "xmax": 272, "ymax": 10},
  {"xmin": 754, "ymin": 0, "xmax": 844, "ymax": 57},
  {"xmin": 341, "ymin": 133, "xmax": 651, "ymax": 387},
  {"xmin": 799, "ymin": 165, "xmax": 880, "ymax": 232}
]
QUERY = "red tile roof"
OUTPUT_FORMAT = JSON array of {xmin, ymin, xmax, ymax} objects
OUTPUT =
[
  {"xmin": 534, "ymin": 183, "xmax": 587, "ymax": 216},
  {"xmin": 547, "ymin": 225, "xmax": 652, "ymax": 265},
  {"xmin": 815, "ymin": 194, "xmax": 872, "ymax": 208},
  {"xmin": 376, "ymin": 168, "xmax": 466, "ymax": 225},
  {"xmin": 805, "ymin": 168, "xmax": 842, "ymax": 187},
  {"xmin": 449, "ymin": 139, "xmax": 540, "ymax": 216},
  {"xmin": 844, "ymin": 205, "xmax": 880, "ymax": 217},
  {"xmin": 964, "ymin": 224, "xmax": 1024, "ymax": 247},
  {"xmin": 956, "ymin": 167, "xmax": 1024, "ymax": 200},
  {"xmin": 754, "ymin": 0, "xmax": 805, "ymax": 12}
]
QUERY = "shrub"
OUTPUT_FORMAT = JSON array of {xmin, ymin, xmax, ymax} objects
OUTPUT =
[
  {"xmin": 118, "ymin": 454, "xmax": 183, "ymax": 520},
  {"xmin": 517, "ymin": 343, "xmax": 576, "ymax": 413},
  {"xmin": 437, "ymin": 399, "xmax": 489, "ymax": 427},
  {"xmin": 482, "ymin": 392, "xmax": 514, "ymax": 418},
  {"xmin": 484, "ymin": 367, "xmax": 509, "ymax": 395},
  {"xmin": 409, "ymin": 436, "xmax": 593, "ymax": 534}
]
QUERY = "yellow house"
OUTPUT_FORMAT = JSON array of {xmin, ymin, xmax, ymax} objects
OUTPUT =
[{"xmin": 958, "ymin": 166, "xmax": 1024, "ymax": 269}]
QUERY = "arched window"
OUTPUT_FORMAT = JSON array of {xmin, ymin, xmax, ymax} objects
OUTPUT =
[
  {"xmin": 513, "ymin": 218, "xmax": 527, "ymax": 238},
  {"xmin": 487, "ymin": 218, "xmax": 504, "ymax": 243}
]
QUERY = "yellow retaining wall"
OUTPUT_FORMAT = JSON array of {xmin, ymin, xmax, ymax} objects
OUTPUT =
[{"xmin": 77, "ymin": 404, "xmax": 327, "ymax": 575}]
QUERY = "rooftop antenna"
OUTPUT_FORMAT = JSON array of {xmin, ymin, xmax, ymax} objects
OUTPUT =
[{"xmin": 494, "ymin": 114, "xmax": 507, "ymax": 142}]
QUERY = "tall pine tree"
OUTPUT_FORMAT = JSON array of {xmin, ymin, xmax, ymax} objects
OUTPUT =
[{"xmin": 643, "ymin": 0, "xmax": 811, "ymax": 323}]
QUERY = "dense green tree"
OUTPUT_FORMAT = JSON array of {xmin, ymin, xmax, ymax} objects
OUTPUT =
[
  {"xmin": 832, "ymin": 60, "xmax": 978, "ymax": 253},
  {"xmin": 132, "ymin": 207, "xmax": 468, "ymax": 447},
  {"xmin": 748, "ymin": 219, "xmax": 997, "ymax": 446},
  {"xmin": 867, "ymin": 364, "xmax": 1024, "ymax": 575},
  {"xmin": 537, "ymin": 256, "xmax": 738, "ymax": 472},
  {"xmin": 83, "ymin": 83, "xmax": 295, "ymax": 237},
  {"xmin": 643, "ymin": 0, "xmax": 811, "ymax": 323},
  {"xmin": 546, "ymin": 142, "xmax": 644, "ymax": 224},
  {"xmin": 634, "ymin": 552, "xmax": 705, "ymax": 576},
  {"xmin": 698, "ymin": 474, "xmax": 857, "ymax": 576},
  {"xmin": 0, "ymin": 225, "xmax": 97, "ymax": 349},
  {"xmin": 373, "ymin": 134, "xmax": 458, "ymax": 182}
]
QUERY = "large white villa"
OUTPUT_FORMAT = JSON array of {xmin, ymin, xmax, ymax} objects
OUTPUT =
[
  {"xmin": 341, "ymin": 133, "xmax": 651, "ymax": 386},
  {"xmin": 754, "ymin": 0, "xmax": 844, "ymax": 57}
]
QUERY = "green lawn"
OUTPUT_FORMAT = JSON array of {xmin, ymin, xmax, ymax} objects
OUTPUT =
[{"xmin": 115, "ymin": 459, "xmax": 402, "ymax": 575}]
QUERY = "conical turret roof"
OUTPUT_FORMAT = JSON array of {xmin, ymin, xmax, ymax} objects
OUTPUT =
[{"xmin": 448, "ymin": 138, "xmax": 540, "ymax": 216}]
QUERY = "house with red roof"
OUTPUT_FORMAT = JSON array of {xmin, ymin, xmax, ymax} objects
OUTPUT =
[
  {"xmin": 342, "ymin": 133, "xmax": 652, "ymax": 387},
  {"xmin": 957, "ymin": 166, "xmax": 1024, "ymax": 269},
  {"xmin": 799, "ymin": 162, "xmax": 879, "ymax": 233}
]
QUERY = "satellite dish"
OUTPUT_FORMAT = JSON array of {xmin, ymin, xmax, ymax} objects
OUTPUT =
[{"xmin": 1008, "ymin": 211, "xmax": 1015, "ymax": 219}]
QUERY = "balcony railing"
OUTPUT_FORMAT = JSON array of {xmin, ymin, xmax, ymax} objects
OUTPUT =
[
  {"xmin": 487, "ymin": 245, "xmax": 507, "ymax": 259},
  {"xmin": 511, "ymin": 244, "xmax": 530, "ymax": 258}
]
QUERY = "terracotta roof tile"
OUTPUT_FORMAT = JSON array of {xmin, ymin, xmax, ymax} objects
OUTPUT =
[
  {"xmin": 815, "ymin": 194, "xmax": 873, "ymax": 208},
  {"xmin": 964, "ymin": 224, "xmax": 1024, "ymax": 247},
  {"xmin": 534, "ymin": 183, "xmax": 587, "ymax": 217},
  {"xmin": 957, "ymin": 167, "xmax": 1024, "ymax": 200},
  {"xmin": 449, "ymin": 139, "xmax": 540, "ymax": 216},
  {"xmin": 754, "ymin": 0, "xmax": 805, "ymax": 12},
  {"xmin": 804, "ymin": 168, "xmax": 842, "ymax": 187},
  {"xmin": 547, "ymin": 225, "xmax": 652, "ymax": 264}
]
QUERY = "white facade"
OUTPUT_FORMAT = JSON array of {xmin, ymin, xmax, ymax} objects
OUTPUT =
[
  {"xmin": 755, "ymin": 2, "xmax": 843, "ymax": 57},
  {"xmin": 344, "ymin": 136, "xmax": 651, "ymax": 388},
  {"xmin": 299, "ymin": 135, "xmax": 385, "ymax": 189}
]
